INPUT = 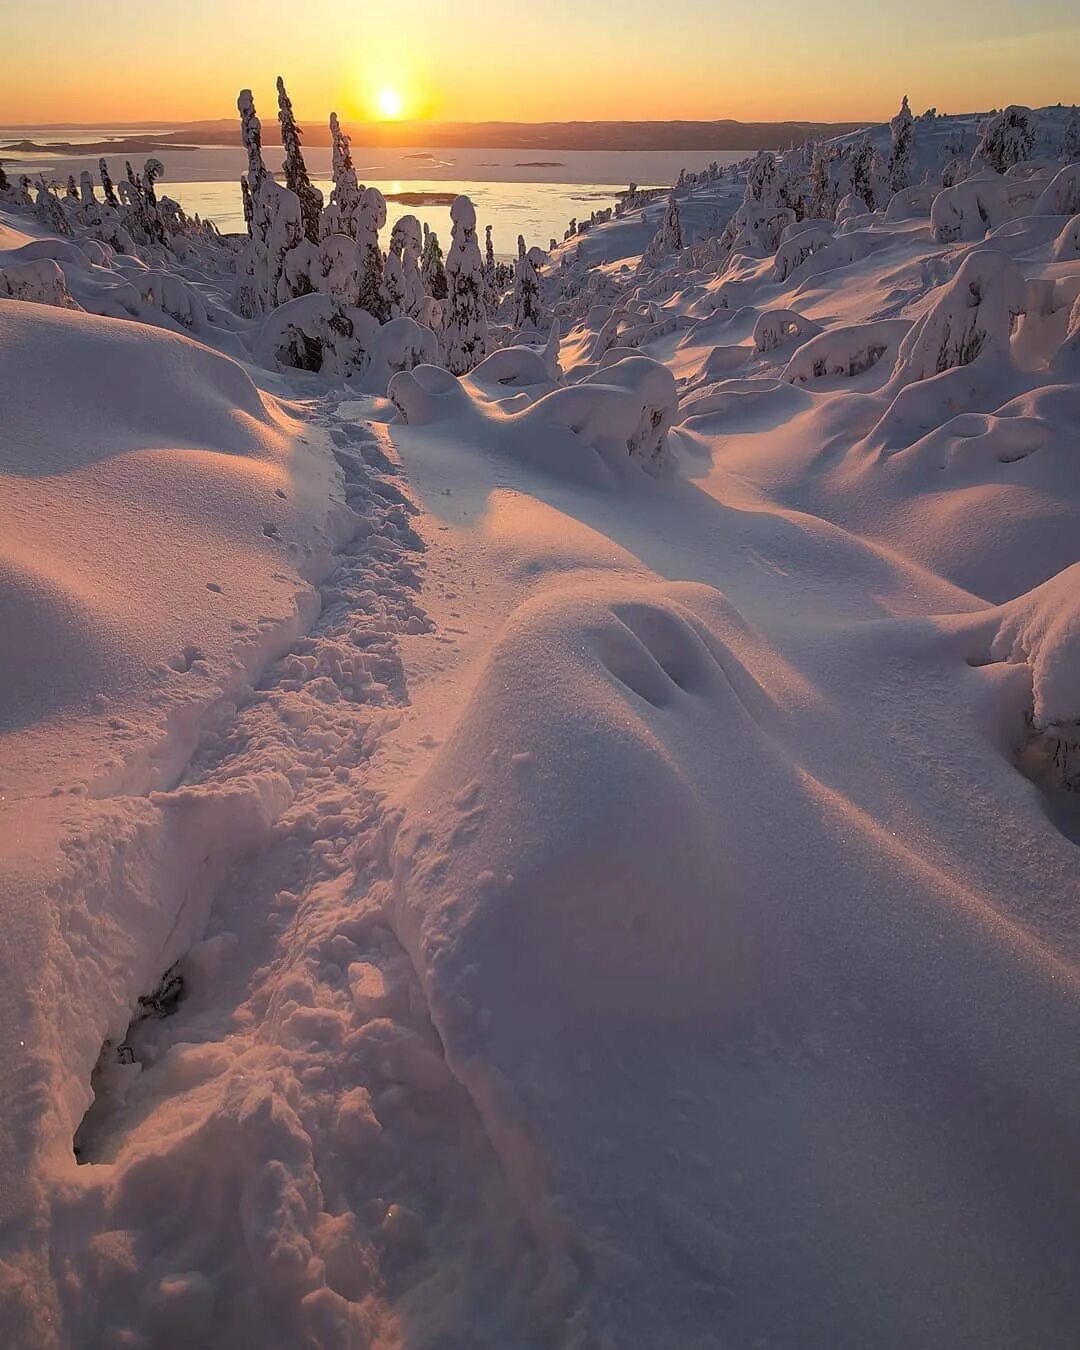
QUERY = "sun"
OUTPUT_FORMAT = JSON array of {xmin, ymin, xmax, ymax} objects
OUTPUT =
[{"xmin": 375, "ymin": 88, "xmax": 404, "ymax": 120}]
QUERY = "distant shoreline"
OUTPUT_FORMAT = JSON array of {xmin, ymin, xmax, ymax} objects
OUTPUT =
[{"xmin": 0, "ymin": 116, "xmax": 872, "ymax": 155}]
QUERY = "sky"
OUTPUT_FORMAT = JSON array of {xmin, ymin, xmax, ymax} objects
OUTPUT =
[{"xmin": 3, "ymin": 0, "xmax": 1079, "ymax": 125}]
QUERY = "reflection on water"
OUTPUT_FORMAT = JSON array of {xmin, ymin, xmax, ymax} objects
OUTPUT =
[{"xmin": 168, "ymin": 177, "xmax": 645, "ymax": 257}]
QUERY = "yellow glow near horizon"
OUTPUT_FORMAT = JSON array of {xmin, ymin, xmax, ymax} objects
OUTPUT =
[
  {"xmin": 375, "ymin": 88, "xmax": 405, "ymax": 120},
  {"xmin": 2, "ymin": 2, "xmax": 1079, "ymax": 125}
]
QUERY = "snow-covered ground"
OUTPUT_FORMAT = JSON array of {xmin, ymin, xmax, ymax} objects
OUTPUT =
[{"xmin": 1, "ymin": 102, "xmax": 1079, "ymax": 1348}]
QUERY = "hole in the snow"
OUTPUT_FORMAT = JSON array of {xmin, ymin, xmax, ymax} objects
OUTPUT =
[
  {"xmin": 73, "ymin": 963, "xmax": 186, "ymax": 1163},
  {"xmin": 168, "ymin": 644, "xmax": 204, "ymax": 673},
  {"xmin": 1015, "ymin": 726, "xmax": 1080, "ymax": 848},
  {"xmin": 262, "ymin": 523, "xmax": 280, "ymax": 538}
]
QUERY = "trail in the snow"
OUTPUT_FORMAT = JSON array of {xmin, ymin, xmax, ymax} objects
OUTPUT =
[{"xmin": 59, "ymin": 396, "xmax": 556, "ymax": 1350}]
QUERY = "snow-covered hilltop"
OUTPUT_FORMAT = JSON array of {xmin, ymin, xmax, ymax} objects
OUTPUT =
[{"xmin": 1, "ymin": 93, "xmax": 1079, "ymax": 1349}]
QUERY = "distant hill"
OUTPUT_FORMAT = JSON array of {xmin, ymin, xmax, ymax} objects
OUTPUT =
[
  {"xmin": 3, "ymin": 117, "xmax": 873, "ymax": 153},
  {"xmin": 178, "ymin": 117, "xmax": 872, "ymax": 150}
]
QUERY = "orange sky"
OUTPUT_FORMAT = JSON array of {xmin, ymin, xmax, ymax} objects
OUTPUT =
[{"xmin": 3, "ymin": 0, "xmax": 1078, "ymax": 124}]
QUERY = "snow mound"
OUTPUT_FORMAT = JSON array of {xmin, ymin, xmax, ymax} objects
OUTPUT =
[
  {"xmin": 391, "ymin": 354, "xmax": 678, "ymax": 478},
  {"xmin": 931, "ymin": 173, "xmax": 1048, "ymax": 242},
  {"xmin": 0, "ymin": 257, "xmax": 79, "ymax": 308},
  {"xmin": 254, "ymin": 292, "xmax": 438, "ymax": 390},
  {"xmin": 753, "ymin": 308, "xmax": 821, "ymax": 354},
  {"xmin": 991, "ymin": 564, "xmax": 1080, "ymax": 731},
  {"xmin": 389, "ymin": 578, "xmax": 795, "ymax": 1231},
  {"xmin": 784, "ymin": 318, "xmax": 910, "ymax": 385},
  {"xmin": 0, "ymin": 299, "xmax": 346, "ymax": 801},
  {"xmin": 468, "ymin": 322, "xmax": 562, "ymax": 390},
  {"xmin": 891, "ymin": 249, "xmax": 1027, "ymax": 386}
]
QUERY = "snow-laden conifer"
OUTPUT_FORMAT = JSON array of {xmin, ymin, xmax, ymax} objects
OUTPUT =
[
  {"xmin": 512, "ymin": 234, "xmax": 541, "ymax": 329},
  {"xmin": 357, "ymin": 186, "xmax": 389, "ymax": 321},
  {"xmin": 974, "ymin": 105, "xmax": 1035, "ymax": 175},
  {"xmin": 888, "ymin": 95, "xmax": 915, "ymax": 191},
  {"xmin": 327, "ymin": 111, "xmax": 361, "ymax": 236},
  {"xmin": 276, "ymin": 76, "xmax": 323, "ymax": 244},
  {"xmin": 237, "ymin": 89, "xmax": 267, "ymax": 195},
  {"xmin": 444, "ymin": 195, "xmax": 488, "ymax": 373},
  {"xmin": 421, "ymin": 226, "xmax": 448, "ymax": 300},
  {"xmin": 1059, "ymin": 106, "xmax": 1080, "ymax": 164}
]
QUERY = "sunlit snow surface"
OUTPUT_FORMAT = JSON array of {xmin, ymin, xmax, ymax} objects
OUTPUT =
[{"xmin": 1, "ymin": 105, "xmax": 1079, "ymax": 1349}]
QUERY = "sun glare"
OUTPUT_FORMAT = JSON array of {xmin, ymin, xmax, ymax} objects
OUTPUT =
[{"xmin": 375, "ymin": 87, "xmax": 404, "ymax": 120}]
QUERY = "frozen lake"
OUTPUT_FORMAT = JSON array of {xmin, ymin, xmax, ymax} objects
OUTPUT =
[{"xmin": 0, "ymin": 132, "xmax": 750, "ymax": 255}]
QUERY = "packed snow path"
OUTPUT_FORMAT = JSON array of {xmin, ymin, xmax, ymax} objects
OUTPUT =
[{"xmin": 43, "ymin": 410, "xmax": 551, "ymax": 1348}]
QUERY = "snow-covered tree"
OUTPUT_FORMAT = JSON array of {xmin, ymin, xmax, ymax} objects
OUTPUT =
[
  {"xmin": 974, "ymin": 105, "xmax": 1035, "ymax": 175},
  {"xmin": 241, "ymin": 177, "xmax": 254, "ymax": 236},
  {"xmin": 143, "ymin": 157, "xmax": 163, "ymax": 205},
  {"xmin": 123, "ymin": 161, "xmax": 142, "ymax": 204},
  {"xmin": 79, "ymin": 170, "xmax": 95, "ymax": 206},
  {"xmin": 444, "ymin": 195, "xmax": 488, "ymax": 374},
  {"xmin": 325, "ymin": 111, "xmax": 361, "ymax": 237},
  {"xmin": 851, "ymin": 138, "xmax": 881, "ymax": 210},
  {"xmin": 512, "ymin": 235, "xmax": 541, "ymax": 329},
  {"xmin": 357, "ymin": 186, "xmax": 388, "ymax": 321},
  {"xmin": 98, "ymin": 158, "xmax": 118, "ymax": 207},
  {"xmin": 276, "ymin": 75, "xmax": 323, "ymax": 244},
  {"xmin": 808, "ymin": 143, "xmax": 838, "ymax": 219},
  {"xmin": 483, "ymin": 223, "xmax": 499, "ymax": 316},
  {"xmin": 746, "ymin": 151, "xmax": 778, "ymax": 204},
  {"xmin": 1059, "ymin": 106, "xmax": 1080, "ymax": 163},
  {"xmin": 35, "ymin": 179, "xmax": 71, "ymax": 235},
  {"xmin": 421, "ymin": 226, "xmax": 448, "ymax": 300},
  {"xmin": 640, "ymin": 190, "xmax": 684, "ymax": 268},
  {"xmin": 888, "ymin": 95, "xmax": 915, "ymax": 191},
  {"xmin": 893, "ymin": 249, "xmax": 1026, "ymax": 383},
  {"xmin": 238, "ymin": 89, "xmax": 267, "ymax": 195},
  {"xmin": 382, "ymin": 214, "xmax": 429, "ymax": 321},
  {"xmin": 384, "ymin": 225, "xmax": 408, "ymax": 316},
  {"xmin": 0, "ymin": 161, "xmax": 8, "ymax": 194},
  {"xmin": 65, "ymin": 175, "xmax": 79, "ymax": 200}
]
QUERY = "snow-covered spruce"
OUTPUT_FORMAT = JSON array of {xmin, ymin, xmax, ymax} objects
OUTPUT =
[
  {"xmin": 443, "ymin": 195, "xmax": 488, "ymax": 374},
  {"xmin": 512, "ymin": 235, "xmax": 542, "ymax": 329},
  {"xmin": 421, "ymin": 224, "xmax": 448, "ymax": 302},
  {"xmin": 324, "ymin": 111, "xmax": 361, "ymax": 238},
  {"xmin": 974, "ymin": 105, "xmax": 1035, "ymax": 175},
  {"xmin": 640, "ymin": 190, "xmax": 683, "ymax": 269},
  {"xmin": 237, "ymin": 88, "xmax": 268, "ymax": 195},
  {"xmin": 276, "ymin": 75, "xmax": 323, "ymax": 245},
  {"xmin": 355, "ymin": 186, "xmax": 388, "ymax": 322},
  {"xmin": 888, "ymin": 94, "xmax": 915, "ymax": 191}
]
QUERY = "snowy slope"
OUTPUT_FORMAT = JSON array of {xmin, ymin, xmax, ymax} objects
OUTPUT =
[
  {"xmin": 1, "ymin": 103, "xmax": 1079, "ymax": 1349},
  {"xmin": 0, "ymin": 291, "xmax": 356, "ymax": 1342}
]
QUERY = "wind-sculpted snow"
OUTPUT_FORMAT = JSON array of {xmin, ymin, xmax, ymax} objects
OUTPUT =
[
  {"xmin": 2, "ymin": 98, "xmax": 1080, "ymax": 1349},
  {"xmin": 468, "ymin": 321, "xmax": 562, "ymax": 389},
  {"xmin": 991, "ymin": 564, "xmax": 1080, "ymax": 733},
  {"xmin": 931, "ymin": 170, "xmax": 1052, "ymax": 242},
  {"xmin": 254, "ymin": 293, "xmax": 438, "ymax": 385},
  {"xmin": 388, "ymin": 562, "xmax": 1080, "ymax": 1347},
  {"xmin": 783, "ymin": 317, "xmax": 910, "ymax": 384},
  {"xmin": 889, "ymin": 249, "xmax": 1028, "ymax": 387},
  {"xmin": 0, "ymin": 256, "xmax": 79, "ymax": 307},
  {"xmin": 390, "ymin": 353, "xmax": 678, "ymax": 478}
]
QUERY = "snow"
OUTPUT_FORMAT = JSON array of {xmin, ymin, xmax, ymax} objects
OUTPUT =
[{"xmin": 1, "ymin": 97, "xmax": 1080, "ymax": 1348}]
